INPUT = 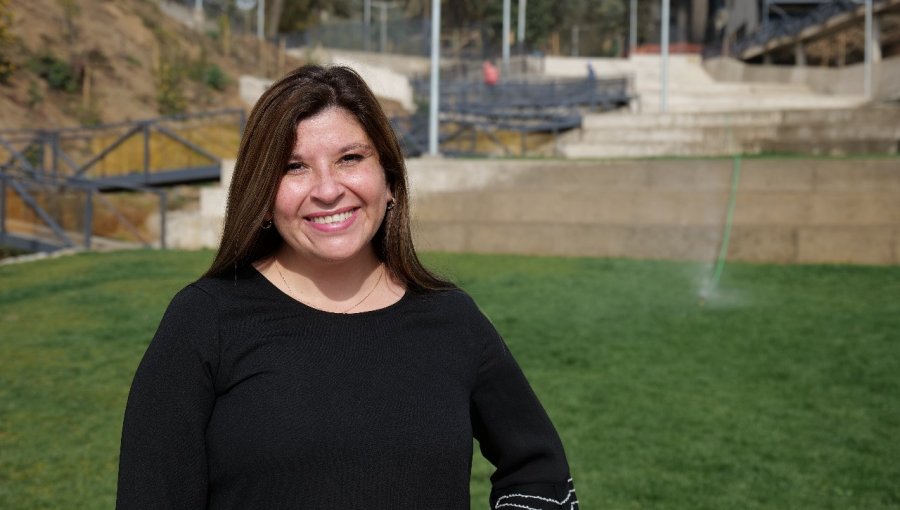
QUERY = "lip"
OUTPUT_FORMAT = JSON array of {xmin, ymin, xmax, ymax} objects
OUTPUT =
[{"xmin": 304, "ymin": 206, "xmax": 359, "ymax": 232}]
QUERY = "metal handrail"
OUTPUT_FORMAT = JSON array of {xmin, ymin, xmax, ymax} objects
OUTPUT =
[
  {"xmin": 0, "ymin": 110, "xmax": 239, "ymax": 253},
  {"xmin": 730, "ymin": 0, "xmax": 875, "ymax": 57}
]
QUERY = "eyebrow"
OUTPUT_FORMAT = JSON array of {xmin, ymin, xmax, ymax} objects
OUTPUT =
[
  {"xmin": 288, "ymin": 143, "xmax": 374, "ymax": 162},
  {"xmin": 338, "ymin": 143, "xmax": 374, "ymax": 154}
]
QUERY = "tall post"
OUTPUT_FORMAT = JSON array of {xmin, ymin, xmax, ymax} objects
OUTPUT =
[
  {"xmin": 517, "ymin": 0, "xmax": 526, "ymax": 50},
  {"xmin": 83, "ymin": 189, "xmax": 93, "ymax": 249},
  {"xmin": 364, "ymin": 0, "xmax": 372, "ymax": 52},
  {"xmin": 660, "ymin": 0, "xmax": 670, "ymax": 113},
  {"xmin": 428, "ymin": 0, "xmax": 441, "ymax": 156},
  {"xmin": 159, "ymin": 191, "xmax": 168, "ymax": 250},
  {"xmin": 0, "ymin": 178, "xmax": 6, "ymax": 238},
  {"xmin": 143, "ymin": 123, "xmax": 151, "ymax": 180},
  {"xmin": 257, "ymin": 0, "xmax": 264, "ymax": 40},
  {"xmin": 383, "ymin": 3, "xmax": 390, "ymax": 52},
  {"xmin": 572, "ymin": 25, "xmax": 579, "ymax": 57},
  {"xmin": 864, "ymin": 0, "xmax": 873, "ymax": 97},
  {"xmin": 629, "ymin": 0, "xmax": 637, "ymax": 56},
  {"xmin": 502, "ymin": 0, "xmax": 511, "ymax": 73}
]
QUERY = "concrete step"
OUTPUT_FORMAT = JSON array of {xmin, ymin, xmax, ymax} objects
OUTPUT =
[
  {"xmin": 575, "ymin": 123, "xmax": 898, "ymax": 144},
  {"xmin": 574, "ymin": 125, "xmax": 780, "ymax": 144},
  {"xmin": 584, "ymin": 106, "xmax": 899, "ymax": 129},
  {"xmin": 560, "ymin": 141, "xmax": 747, "ymax": 158},
  {"xmin": 583, "ymin": 111, "xmax": 787, "ymax": 129},
  {"xmin": 636, "ymin": 95, "xmax": 869, "ymax": 113}
]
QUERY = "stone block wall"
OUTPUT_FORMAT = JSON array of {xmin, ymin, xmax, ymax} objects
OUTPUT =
[{"xmin": 407, "ymin": 158, "xmax": 900, "ymax": 265}]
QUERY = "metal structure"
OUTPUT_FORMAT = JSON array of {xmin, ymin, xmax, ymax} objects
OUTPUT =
[
  {"xmin": 731, "ymin": 0, "xmax": 895, "ymax": 61},
  {"xmin": 399, "ymin": 74, "xmax": 636, "ymax": 157},
  {"xmin": 1, "ymin": 110, "xmax": 245, "ymax": 253}
]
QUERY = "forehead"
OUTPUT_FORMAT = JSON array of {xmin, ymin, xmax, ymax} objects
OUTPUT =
[{"xmin": 293, "ymin": 107, "xmax": 371, "ymax": 154}]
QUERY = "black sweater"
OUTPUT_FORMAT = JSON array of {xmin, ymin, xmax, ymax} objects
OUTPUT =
[{"xmin": 117, "ymin": 266, "xmax": 577, "ymax": 509}]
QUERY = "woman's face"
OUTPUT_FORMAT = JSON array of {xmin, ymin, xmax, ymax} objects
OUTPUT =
[{"xmin": 271, "ymin": 106, "xmax": 392, "ymax": 266}]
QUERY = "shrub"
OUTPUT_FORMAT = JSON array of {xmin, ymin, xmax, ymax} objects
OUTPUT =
[
  {"xmin": 201, "ymin": 63, "xmax": 228, "ymax": 91},
  {"xmin": 29, "ymin": 53, "xmax": 79, "ymax": 93}
]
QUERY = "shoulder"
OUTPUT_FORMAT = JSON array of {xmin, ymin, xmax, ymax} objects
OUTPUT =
[
  {"xmin": 410, "ymin": 288, "xmax": 502, "ymax": 346},
  {"xmin": 411, "ymin": 287, "xmax": 486, "ymax": 319},
  {"xmin": 162, "ymin": 282, "xmax": 219, "ymax": 319}
]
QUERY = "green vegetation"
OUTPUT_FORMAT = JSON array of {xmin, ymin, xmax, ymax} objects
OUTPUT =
[
  {"xmin": 155, "ymin": 45, "xmax": 188, "ymax": 115},
  {"xmin": 188, "ymin": 50, "xmax": 229, "ymax": 92},
  {"xmin": 28, "ymin": 53, "xmax": 80, "ymax": 93},
  {"xmin": 0, "ymin": 0, "xmax": 14, "ymax": 83},
  {"xmin": 1, "ymin": 250, "xmax": 898, "ymax": 509}
]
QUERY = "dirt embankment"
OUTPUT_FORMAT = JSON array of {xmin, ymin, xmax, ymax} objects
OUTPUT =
[{"xmin": 1, "ymin": 0, "xmax": 303, "ymax": 130}]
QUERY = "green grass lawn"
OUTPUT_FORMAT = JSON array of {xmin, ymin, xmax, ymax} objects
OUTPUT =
[{"xmin": 1, "ymin": 250, "xmax": 898, "ymax": 509}]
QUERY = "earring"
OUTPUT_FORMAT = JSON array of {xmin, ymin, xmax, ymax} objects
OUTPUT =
[
  {"xmin": 262, "ymin": 219, "xmax": 273, "ymax": 229},
  {"xmin": 386, "ymin": 199, "xmax": 395, "ymax": 211}
]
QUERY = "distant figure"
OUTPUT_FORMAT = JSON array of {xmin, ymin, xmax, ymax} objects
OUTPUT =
[
  {"xmin": 482, "ymin": 60, "xmax": 500, "ymax": 86},
  {"xmin": 586, "ymin": 62, "xmax": 596, "ymax": 81}
]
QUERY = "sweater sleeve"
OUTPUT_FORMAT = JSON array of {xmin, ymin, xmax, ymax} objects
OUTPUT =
[
  {"xmin": 468, "ymin": 306, "xmax": 578, "ymax": 510},
  {"xmin": 116, "ymin": 284, "xmax": 219, "ymax": 509}
]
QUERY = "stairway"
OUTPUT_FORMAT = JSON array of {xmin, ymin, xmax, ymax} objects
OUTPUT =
[
  {"xmin": 543, "ymin": 55, "xmax": 896, "ymax": 158},
  {"xmin": 560, "ymin": 106, "xmax": 900, "ymax": 158}
]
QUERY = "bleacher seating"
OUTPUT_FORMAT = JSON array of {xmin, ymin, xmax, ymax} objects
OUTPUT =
[{"xmin": 392, "ymin": 74, "xmax": 635, "ymax": 156}]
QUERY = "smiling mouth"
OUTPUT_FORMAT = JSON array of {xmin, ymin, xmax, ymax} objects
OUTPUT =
[{"xmin": 307, "ymin": 209, "xmax": 355, "ymax": 225}]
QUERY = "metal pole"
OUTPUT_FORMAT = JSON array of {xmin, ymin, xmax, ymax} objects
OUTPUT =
[
  {"xmin": 428, "ymin": 0, "xmax": 441, "ymax": 156},
  {"xmin": 660, "ymin": 0, "xmax": 670, "ymax": 113},
  {"xmin": 864, "ymin": 0, "xmax": 872, "ymax": 97},
  {"xmin": 517, "ymin": 0, "xmax": 526, "ymax": 44},
  {"xmin": 572, "ymin": 25, "xmax": 579, "ymax": 57},
  {"xmin": 364, "ymin": 0, "xmax": 371, "ymax": 52},
  {"xmin": 0, "ymin": 177, "xmax": 6, "ymax": 237},
  {"xmin": 630, "ymin": 0, "xmax": 637, "ymax": 56},
  {"xmin": 159, "ymin": 191, "xmax": 167, "ymax": 250},
  {"xmin": 143, "ymin": 123, "xmax": 151, "ymax": 180},
  {"xmin": 84, "ymin": 189, "xmax": 93, "ymax": 249},
  {"xmin": 380, "ymin": 2, "xmax": 388, "ymax": 53},
  {"xmin": 517, "ymin": 0, "xmax": 526, "ymax": 72},
  {"xmin": 502, "ymin": 0, "xmax": 511, "ymax": 73},
  {"xmin": 257, "ymin": 0, "xmax": 264, "ymax": 40}
]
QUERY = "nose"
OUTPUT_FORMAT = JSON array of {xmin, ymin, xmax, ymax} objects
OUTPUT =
[{"xmin": 310, "ymin": 166, "xmax": 344, "ymax": 205}]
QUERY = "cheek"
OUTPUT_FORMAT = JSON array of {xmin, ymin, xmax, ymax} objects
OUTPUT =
[{"xmin": 273, "ymin": 179, "xmax": 308, "ymax": 215}]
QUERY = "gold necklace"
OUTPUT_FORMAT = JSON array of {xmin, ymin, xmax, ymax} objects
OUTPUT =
[{"xmin": 275, "ymin": 261, "xmax": 385, "ymax": 314}]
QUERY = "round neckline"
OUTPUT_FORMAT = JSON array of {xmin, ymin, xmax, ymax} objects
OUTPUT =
[{"xmin": 247, "ymin": 265, "xmax": 411, "ymax": 318}]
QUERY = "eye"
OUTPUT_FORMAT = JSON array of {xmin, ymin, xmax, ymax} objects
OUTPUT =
[
  {"xmin": 340, "ymin": 153, "xmax": 364, "ymax": 164},
  {"xmin": 285, "ymin": 162, "xmax": 307, "ymax": 174}
]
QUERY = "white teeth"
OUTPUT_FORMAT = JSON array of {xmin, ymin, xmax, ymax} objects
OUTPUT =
[{"xmin": 309, "ymin": 210, "xmax": 353, "ymax": 225}]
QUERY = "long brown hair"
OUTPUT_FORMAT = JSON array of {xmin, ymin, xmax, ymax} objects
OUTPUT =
[{"xmin": 205, "ymin": 64, "xmax": 453, "ymax": 292}]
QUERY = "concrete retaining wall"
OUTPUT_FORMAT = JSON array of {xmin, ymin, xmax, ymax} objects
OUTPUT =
[
  {"xmin": 165, "ymin": 157, "xmax": 900, "ymax": 264},
  {"xmin": 407, "ymin": 157, "xmax": 900, "ymax": 265}
]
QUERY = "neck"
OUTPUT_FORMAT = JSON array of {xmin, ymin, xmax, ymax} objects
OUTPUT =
[{"xmin": 269, "ymin": 247, "xmax": 385, "ymax": 310}]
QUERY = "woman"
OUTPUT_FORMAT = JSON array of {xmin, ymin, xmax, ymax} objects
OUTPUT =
[{"xmin": 117, "ymin": 65, "xmax": 577, "ymax": 509}]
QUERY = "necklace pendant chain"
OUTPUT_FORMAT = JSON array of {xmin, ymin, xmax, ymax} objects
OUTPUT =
[{"xmin": 276, "ymin": 262, "xmax": 384, "ymax": 314}]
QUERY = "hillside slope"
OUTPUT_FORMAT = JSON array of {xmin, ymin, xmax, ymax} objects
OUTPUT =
[{"xmin": 1, "ymin": 0, "xmax": 302, "ymax": 129}]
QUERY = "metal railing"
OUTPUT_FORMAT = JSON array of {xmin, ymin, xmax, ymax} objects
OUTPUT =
[
  {"xmin": 393, "ymin": 74, "xmax": 635, "ymax": 156},
  {"xmin": 729, "ymin": 0, "xmax": 872, "ymax": 59},
  {"xmin": 0, "ymin": 110, "xmax": 244, "ymax": 253}
]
